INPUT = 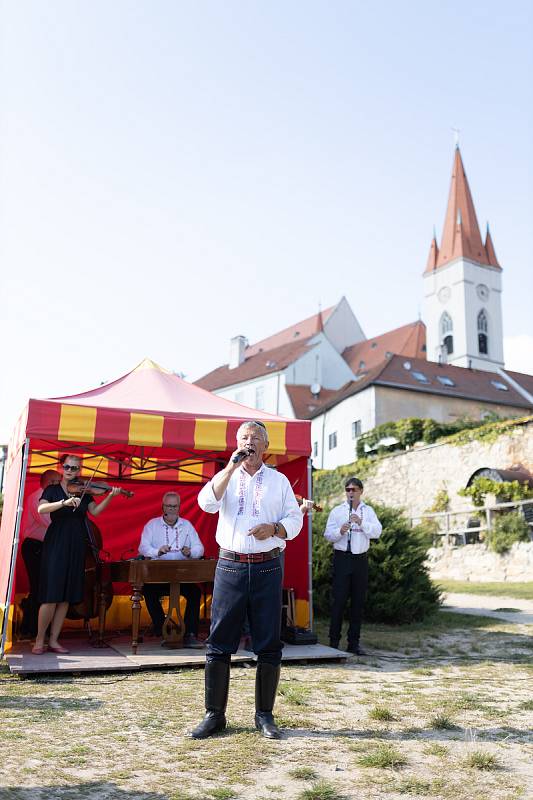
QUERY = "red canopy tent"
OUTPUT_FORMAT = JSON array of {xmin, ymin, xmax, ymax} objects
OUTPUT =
[{"xmin": 0, "ymin": 359, "xmax": 312, "ymax": 655}]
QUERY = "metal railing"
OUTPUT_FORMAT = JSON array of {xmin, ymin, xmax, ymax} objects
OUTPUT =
[{"xmin": 410, "ymin": 498, "xmax": 533, "ymax": 547}]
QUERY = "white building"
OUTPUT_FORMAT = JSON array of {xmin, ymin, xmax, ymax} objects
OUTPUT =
[{"xmin": 195, "ymin": 148, "xmax": 533, "ymax": 469}]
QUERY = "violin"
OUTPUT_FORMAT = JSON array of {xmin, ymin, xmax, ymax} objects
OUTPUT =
[
  {"xmin": 295, "ymin": 494, "xmax": 323, "ymax": 513},
  {"xmin": 67, "ymin": 478, "xmax": 134, "ymax": 498}
]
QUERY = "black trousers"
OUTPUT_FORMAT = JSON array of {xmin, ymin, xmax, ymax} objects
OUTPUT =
[
  {"xmin": 208, "ymin": 556, "xmax": 283, "ymax": 667},
  {"xmin": 20, "ymin": 538, "xmax": 44, "ymax": 636},
  {"xmin": 329, "ymin": 550, "xmax": 368, "ymax": 648},
  {"xmin": 142, "ymin": 582, "xmax": 201, "ymax": 636}
]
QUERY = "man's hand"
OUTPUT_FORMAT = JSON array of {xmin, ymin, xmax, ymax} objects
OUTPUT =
[
  {"xmin": 340, "ymin": 522, "xmax": 350, "ymax": 534},
  {"xmin": 158, "ymin": 545, "xmax": 171, "ymax": 556},
  {"xmin": 350, "ymin": 513, "xmax": 362, "ymax": 526},
  {"xmin": 181, "ymin": 546, "xmax": 191, "ymax": 557},
  {"xmin": 248, "ymin": 523, "xmax": 275, "ymax": 541}
]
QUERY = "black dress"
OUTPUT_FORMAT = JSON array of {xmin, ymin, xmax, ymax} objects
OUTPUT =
[{"xmin": 38, "ymin": 484, "xmax": 93, "ymax": 604}]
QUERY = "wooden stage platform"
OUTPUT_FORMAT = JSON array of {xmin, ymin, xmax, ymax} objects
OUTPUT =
[{"xmin": 5, "ymin": 637, "xmax": 349, "ymax": 676}]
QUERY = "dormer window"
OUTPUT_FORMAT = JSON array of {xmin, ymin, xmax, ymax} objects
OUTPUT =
[
  {"xmin": 490, "ymin": 380, "xmax": 508, "ymax": 391},
  {"xmin": 412, "ymin": 371, "xmax": 430, "ymax": 384}
]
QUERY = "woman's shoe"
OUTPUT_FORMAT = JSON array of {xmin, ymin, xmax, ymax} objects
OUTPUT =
[{"xmin": 31, "ymin": 645, "xmax": 47, "ymax": 655}]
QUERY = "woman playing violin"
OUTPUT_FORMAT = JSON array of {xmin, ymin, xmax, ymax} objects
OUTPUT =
[{"xmin": 33, "ymin": 454, "xmax": 122, "ymax": 655}]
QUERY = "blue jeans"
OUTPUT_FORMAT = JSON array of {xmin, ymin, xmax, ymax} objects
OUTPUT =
[{"xmin": 207, "ymin": 557, "xmax": 283, "ymax": 666}]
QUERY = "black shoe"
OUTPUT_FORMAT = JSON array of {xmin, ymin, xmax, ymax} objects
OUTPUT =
[
  {"xmin": 329, "ymin": 640, "xmax": 340, "ymax": 649},
  {"xmin": 190, "ymin": 660, "xmax": 230, "ymax": 739},
  {"xmin": 255, "ymin": 711, "xmax": 281, "ymax": 739},
  {"xmin": 183, "ymin": 633, "xmax": 205, "ymax": 649},
  {"xmin": 190, "ymin": 711, "xmax": 226, "ymax": 739},
  {"xmin": 347, "ymin": 644, "xmax": 367, "ymax": 656}
]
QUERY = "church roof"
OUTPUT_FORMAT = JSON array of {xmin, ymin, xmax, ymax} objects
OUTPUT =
[
  {"xmin": 342, "ymin": 321, "xmax": 426, "ymax": 374},
  {"xmin": 425, "ymin": 147, "xmax": 501, "ymax": 273}
]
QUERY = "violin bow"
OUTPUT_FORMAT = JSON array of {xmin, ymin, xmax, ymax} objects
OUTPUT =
[{"xmin": 73, "ymin": 456, "xmax": 104, "ymax": 509}]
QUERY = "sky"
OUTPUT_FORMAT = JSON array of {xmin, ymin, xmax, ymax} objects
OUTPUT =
[{"xmin": 1, "ymin": 1, "xmax": 532, "ymax": 442}]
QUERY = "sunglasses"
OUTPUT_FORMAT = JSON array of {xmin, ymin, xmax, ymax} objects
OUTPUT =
[
  {"xmin": 345, "ymin": 487, "xmax": 360, "ymax": 492},
  {"xmin": 63, "ymin": 465, "xmax": 81, "ymax": 472}
]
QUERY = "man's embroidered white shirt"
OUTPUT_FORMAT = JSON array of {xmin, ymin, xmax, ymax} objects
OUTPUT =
[
  {"xmin": 324, "ymin": 500, "xmax": 382, "ymax": 554},
  {"xmin": 138, "ymin": 516, "xmax": 204, "ymax": 560}
]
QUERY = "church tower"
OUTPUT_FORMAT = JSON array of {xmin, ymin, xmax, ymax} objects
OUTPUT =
[{"xmin": 423, "ymin": 147, "xmax": 504, "ymax": 372}]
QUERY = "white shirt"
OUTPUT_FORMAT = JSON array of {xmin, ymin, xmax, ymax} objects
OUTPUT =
[
  {"xmin": 138, "ymin": 516, "xmax": 204, "ymax": 560},
  {"xmin": 197, "ymin": 463, "xmax": 303, "ymax": 554},
  {"xmin": 324, "ymin": 500, "xmax": 382, "ymax": 555},
  {"xmin": 22, "ymin": 488, "xmax": 51, "ymax": 542}
]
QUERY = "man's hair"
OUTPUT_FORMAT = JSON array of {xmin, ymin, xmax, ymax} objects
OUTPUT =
[
  {"xmin": 162, "ymin": 491, "xmax": 180, "ymax": 504},
  {"xmin": 345, "ymin": 477, "xmax": 363, "ymax": 490},
  {"xmin": 59, "ymin": 453, "xmax": 82, "ymax": 465},
  {"xmin": 237, "ymin": 420, "xmax": 269, "ymax": 445},
  {"xmin": 40, "ymin": 469, "xmax": 59, "ymax": 488}
]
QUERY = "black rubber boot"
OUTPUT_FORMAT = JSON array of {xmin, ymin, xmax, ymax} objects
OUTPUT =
[
  {"xmin": 254, "ymin": 662, "xmax": 282, "ymax": 739},
  {"xmin": 190, "ymin": 660, "xmax": 230, "ymax": 739}
]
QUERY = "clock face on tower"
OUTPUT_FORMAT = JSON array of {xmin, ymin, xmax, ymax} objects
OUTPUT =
[
  {"xmin": 476, "ymin": 284, "xmax": 489, "ymax": 301},
  {"xmin": 438, "ymin": 286, "xmax": 451, "ymax": 303}
]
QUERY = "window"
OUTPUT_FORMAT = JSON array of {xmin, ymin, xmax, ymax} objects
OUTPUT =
[
  {"xmin": 440, "ymin": 312, "xmax": 453, "ymax": 355},
  {"xmin": 313, "ymin": 441, "xmax": 318, "ymax": 457},
  {"xmin": 436, "ymin": 375, "xmax": 455, "ymax": 387},
  {"xmin": 478, "ymin": 310, "xmax": 488, "ymax": 355},
  {"xmin": 359, "ymin": 360, "xmax": 365, "ymax": 370},
  {"xmin": 412, "ymin": 371, "xmax": 430, "ymax": 384},
  {"xmin": 352, "ymin": 420, "xmax": 362, "ymax": 438},
  {"xmin": 328, "ymin": 432, "xmax": 337, "ymax": 450},
  {"xmin": 490, "ymin": 380, "xmax": 509, "ymax": 392},
  {"xmin": 255, "ymin": 385, "xmax": 265, "ymax": 410}
]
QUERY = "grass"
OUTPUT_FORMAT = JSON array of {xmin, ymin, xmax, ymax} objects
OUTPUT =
[
  {"xmin": 464, "ymin": 750, "xmax": 500, "ymax": 770},
  {"xmin": 435, "ymin": 579, "xmax": 533, "ymax": 600},
  {"xmin": 289, "ymin": 767, "xmax": 319, "ymax": 781},
  {"xmin": 358, "ymin": 744, "xmax": 407, "ymax": 769},
  {"xmin": 429, "ymin": 713, "xmax": 457, "ymax": 730},
  {"xmin": 422, "ymin": 743, "xmax": 449, "ymax": 757},
  {"xmin": 394, "ymin": 777, "xmax": 432, "ymax": 794},
  {"xmin": 368, "ymin": 705, "xmax": 396, "ymax": 721},
  {"xmin": 297, "ymin": 781, "xmax": 343, "ymax": 800}
]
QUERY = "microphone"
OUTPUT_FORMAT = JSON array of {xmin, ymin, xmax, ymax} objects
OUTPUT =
[{"xmin": 232, "ymin": 447, "xmax": 254, "ymax": 464}]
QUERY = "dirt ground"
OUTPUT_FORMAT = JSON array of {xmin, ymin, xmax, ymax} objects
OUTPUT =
[{"xmin": 0, "ymin": 612, "xmax": 531, "ymax": 800}]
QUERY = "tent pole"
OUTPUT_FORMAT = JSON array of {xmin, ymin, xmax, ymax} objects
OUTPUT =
[
  {"xmin": 307, "ymin": 456, "xmax": 314, "ymax": 631},
  {"xmin": 0, "ymin": 439, "xmax": 30, "ymax": 659}
]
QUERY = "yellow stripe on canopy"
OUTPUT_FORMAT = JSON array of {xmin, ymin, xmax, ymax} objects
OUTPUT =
[
  {"xmin": 194, "ymin": 419, "xmax": 227, "ymax": 451},
  {"xmin": 263, "ymin": 421, "xmax": 286, "ymax": 454},
  {"xmin": 59, "ymin": 405, "xmax": 97, "ymax": 443},
  {"xmin": 128, "ymin": 413, "xmax": 164, "ymax": 447}
]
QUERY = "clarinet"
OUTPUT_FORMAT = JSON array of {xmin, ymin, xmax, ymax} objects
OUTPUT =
[{"xmin": 347, "ymin": 499, "xmax": 353, "ymax": 554}]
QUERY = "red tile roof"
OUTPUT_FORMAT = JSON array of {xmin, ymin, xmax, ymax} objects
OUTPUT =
[
  {"xmin": 305, "ymin": 355, "xmax": 533, "ymax": 418},
  {"xmin": 245, "ymin": 305, "xmax": 335, "ymax": 357},
  {"xmin": 285, "ymin": 384, "xmax": 341, "ymax": 419},
  {"xmin": 195, "ymin": 338, "xmax": 316, "ymax": 392},
  {"xmin": 343, "ymin": 321, "xmax": 426, "ymax": 374},
  {"xmin": 426, "ymin": 147, "xmax": 500, "ymax": 273}
]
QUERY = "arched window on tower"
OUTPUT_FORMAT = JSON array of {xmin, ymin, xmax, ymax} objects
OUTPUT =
[
  {"xmin": 440, "ymin": 312, "xmax": 453, "ymax": 355},
  {"xmin": 478, "ymin": 310, "xmax": 488, "ymax": 355}
]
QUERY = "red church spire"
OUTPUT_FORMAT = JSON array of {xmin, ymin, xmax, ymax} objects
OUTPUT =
[
  {"xmin": 426, "ymin": 147, "xmax": 501, "ymax": 272},
  {"xmin": 484, "ymin": 223, "xmax": 500, "ymax": 267}
]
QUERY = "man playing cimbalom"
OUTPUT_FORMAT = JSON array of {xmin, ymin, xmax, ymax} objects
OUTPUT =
[
  {"xmin": 138, "ymin": 491, "xmax": 205, "ymax": 648},
  {"xmin": 324, "ymin": 477, "xmax": 382, "ymax": 655},
  {"xmin": 192, "ymin": 420, "xmax": 302, "ymax": 740}
]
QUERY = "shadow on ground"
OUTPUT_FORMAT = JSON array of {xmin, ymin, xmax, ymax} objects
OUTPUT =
[{"xmin": 0, "ymin": 784, "xmax": 167, "ymax": 800}]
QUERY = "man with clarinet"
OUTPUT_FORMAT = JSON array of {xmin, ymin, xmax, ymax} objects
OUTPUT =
[{"xmin": 324, "ymin": 477, "xmax": 382, "ymax": 655}]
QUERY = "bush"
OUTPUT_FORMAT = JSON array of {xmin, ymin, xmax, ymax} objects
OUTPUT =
[
  {"xmin": 312, "ymin": 501, "xmax": 441, "ymax": 624},
  {"xmin": 485, "ymin": 512, "xmax": 530, "ymax": 554}
]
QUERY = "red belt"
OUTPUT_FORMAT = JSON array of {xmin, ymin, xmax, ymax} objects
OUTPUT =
[{"xmin": 219, "ymin": 547, "xmax": 280, "ymax": 564}]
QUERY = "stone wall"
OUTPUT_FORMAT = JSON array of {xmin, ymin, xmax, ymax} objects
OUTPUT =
[
  {"xmin": 427, "ymin": 542, "xmax": 533, "ymax": 583},
  {"xmin": 362, "ymin": 419, "xmax": 533, "ymax": 519}
]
